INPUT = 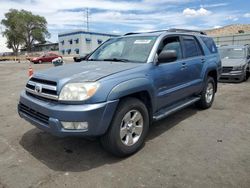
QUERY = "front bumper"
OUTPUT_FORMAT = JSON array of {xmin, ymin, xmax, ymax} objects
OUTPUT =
[
  {"xmin": 219, "ymin": 71, "xmax": 245, "ymax": 83},
  {"xmin": 18, "ymin": 91, "xmax": 119, "ymax": 137}
]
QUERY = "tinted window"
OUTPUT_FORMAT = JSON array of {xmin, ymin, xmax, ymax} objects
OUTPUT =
[
  {"xmin": 183, "ymin": 36, "xmax": 202, "ymax": 58},
  {"xmin": 159, "ymin": 37, "xmax": 182, "ymax": 60},
  {"xmin": 201, "ymin": 37, "xmax": 217, "ymax": 54}
]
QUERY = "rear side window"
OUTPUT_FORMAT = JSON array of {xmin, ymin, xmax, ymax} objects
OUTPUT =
[
  {"xmin": 182, "ymin": 36, "xmax": 203, "ymax": 58},
  {"xmin": 201, "ymin": 37, "xmax": 218, "ymax": 54}
]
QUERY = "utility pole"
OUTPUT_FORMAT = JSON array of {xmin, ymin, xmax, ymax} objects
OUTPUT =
[{"xmin": 84, "ymin": 8, "xmax": 90, "ymax": 32}]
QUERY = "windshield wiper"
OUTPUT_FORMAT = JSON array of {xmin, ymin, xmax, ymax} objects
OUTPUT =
[
  {"xmin": 102, "ymin": 58, "xmax": 130, "ymax": 62},
  {"xmin": 87, "ymin": 59, "xmax": 99, "ymax": 61}
]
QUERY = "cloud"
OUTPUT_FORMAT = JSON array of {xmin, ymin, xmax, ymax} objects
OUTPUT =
[
  {"xmin": 200, "ymin": 3, "xmax": 228, "ymax": 8},
  {"xmin": 0, "ymin": 36, "xmax": 12, "ymax": 52},
  {"xmin": 243, "ymin": 13, "xmax": 250, "ymax": 18},
  {"xmin": 183, "ymin": 8, "xmax": 211, "ymax": 17},
  {"xmin": 226, "ymin": 16, "xmax": 239, "ymax": 21},
  {"xmin": 213, "ymin": 25, "xmax": 222, "ymax": 29},
  {"xmin": 0, "ymin": 0, "xmax": 248, "ymax": 50}
]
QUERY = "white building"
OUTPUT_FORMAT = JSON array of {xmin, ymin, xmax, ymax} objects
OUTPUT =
[{"xmin": 58, "ymin": 30, "xmax": 118, "ymax": 56}]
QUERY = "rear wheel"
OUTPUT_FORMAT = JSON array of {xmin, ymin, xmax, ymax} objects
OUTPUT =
[
  {"xmin": 100, "ymin": 97, "xmax": 149, "ymax": 157},
  {"xmin": 196, "ymin": 76, "xmax": 215, "ymax": 109}
]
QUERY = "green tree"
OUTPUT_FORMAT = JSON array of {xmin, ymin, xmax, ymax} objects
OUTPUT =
[
  {"xmin": 1, "ymin": 9, "xmax": 24, "ymax": 55},
  {"xmin": 1, "ymin": 9, "xmax": 50, "ymax": 54},
  {"xmin": 19, "ymin": 9, "xmax": 50, "ymax": 52}
]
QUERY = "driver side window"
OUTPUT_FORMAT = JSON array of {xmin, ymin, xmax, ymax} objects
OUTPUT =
[{"xmin": 158, "ymin": 37, "xmax": 182, "ymax": 60}]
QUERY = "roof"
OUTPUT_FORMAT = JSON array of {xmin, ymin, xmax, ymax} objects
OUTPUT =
[
  {"xmin": 33, "ymin": 42, "xmax": 58, "ymax": 47},
  {"xmin": 58, "ymin": 30, "xmax": 119, "ymax": 38}
]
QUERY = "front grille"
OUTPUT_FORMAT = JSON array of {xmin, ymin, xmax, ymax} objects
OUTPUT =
[
  {"xmin": 19, "ymin": 103, "xmax": 49, "ymax": 125},
  {"xmin": 222, "ymin": 66, "xmax": 233, "ymax": 73},
  {"xmin": 26, "ymin": 77, "xmax": 58, "ymax": 100},
  {"xmin": 30, "ymin": 77, "xmax": 57, "ymax": 86}
]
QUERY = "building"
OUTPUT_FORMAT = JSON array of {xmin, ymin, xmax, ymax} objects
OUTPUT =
[
  {"xmin": 212, "ymin": 32, "xmax": 250, "ymax": 46},
  {"xmin": 20, "ymin": 41, "xmax": 59, "ymax": 53},
  {"xmin": 58, "ymin": 30, "xmax": 118, "ymax": 56}
]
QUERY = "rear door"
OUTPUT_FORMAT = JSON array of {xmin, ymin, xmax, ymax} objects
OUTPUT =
[{"xmin": 180, "ymin": 35, "xmax": 205, "ymax": 94}]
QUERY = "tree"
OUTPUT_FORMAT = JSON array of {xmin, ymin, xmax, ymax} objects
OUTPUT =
[
  {"xmin": 1, "ymin": 9, "xmax": 50, "ymax": 54},
  {"xmin": 1, "ymin": 9, "xmax": 24, "ymax": 55},
  {"xmin": 19, "ymin": 10, "xmax": 50, "ymax": 52}
]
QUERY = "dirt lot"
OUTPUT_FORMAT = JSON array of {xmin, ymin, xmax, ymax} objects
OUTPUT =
[{"xmin": 0, "ymin": 61, "xmax": 249, "ymax": 188}]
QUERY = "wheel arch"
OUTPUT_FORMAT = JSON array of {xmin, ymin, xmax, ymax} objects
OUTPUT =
[
  {"xmin": 207, "ymin": 69, "xmax": 218, "ymax": 92},
  {"xmin": 107, "ymin": 78, "xmax": 155, "ymax": 122}
]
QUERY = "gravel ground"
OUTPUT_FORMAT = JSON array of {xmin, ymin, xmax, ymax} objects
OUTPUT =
[{"xmin": 0, "ymin": 61, "xmax": 249, "ymax": 188}]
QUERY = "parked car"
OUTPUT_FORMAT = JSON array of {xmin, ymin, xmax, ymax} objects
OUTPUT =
[
  {"xmin": 30, "ymin": 52, "xmax": 62, "ymax": 64},
  {"xmin": 18, "ymin": 29, "xmax": 221, "ymax": 157},
  {"xmin": 218, "ymin": 45, "xmax": 250, "ymax": 82}
]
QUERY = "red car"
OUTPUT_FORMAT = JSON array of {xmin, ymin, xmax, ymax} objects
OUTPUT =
[{"xmin": 30, "ymin": 52, "xmax": 62, "ymax": 64}]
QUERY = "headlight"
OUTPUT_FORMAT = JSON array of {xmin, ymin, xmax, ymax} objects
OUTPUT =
[
  {"xmin": 59, "ymin": 82, "xmax": 100, "ymax": 101},
  {"xmin": 232, "ymin": 66, "xmax": 244, "ymax": 71}
]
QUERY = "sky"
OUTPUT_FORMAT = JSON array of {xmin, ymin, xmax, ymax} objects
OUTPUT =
[{"xmin": 0, "ymin": 0, "xmax": 250, "ymax": 52}]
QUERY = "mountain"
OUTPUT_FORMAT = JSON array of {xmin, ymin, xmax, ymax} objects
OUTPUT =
[{"xmin": 205, "ymin": 24, "xmax": 250, "ymax": 36}]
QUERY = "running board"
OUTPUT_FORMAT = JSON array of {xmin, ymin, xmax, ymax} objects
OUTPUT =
[{"xmin": 153, "ymin": 97, "xmax": 200, "ymax": 121}]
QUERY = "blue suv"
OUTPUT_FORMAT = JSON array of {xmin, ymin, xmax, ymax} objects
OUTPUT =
[{"xmin": 18, "ymin": 29, "xmax": 221, "ymax": 157}]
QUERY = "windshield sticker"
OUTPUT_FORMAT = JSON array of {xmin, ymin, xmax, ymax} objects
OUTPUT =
[{"xmin": 134, "ymin": 40, "xmax": 152, "ymax": 44}]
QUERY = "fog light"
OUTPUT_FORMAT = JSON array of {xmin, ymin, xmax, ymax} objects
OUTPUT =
[{"xmin": 62, "ymin": 122, "xmax": 88, "ymax": 130}]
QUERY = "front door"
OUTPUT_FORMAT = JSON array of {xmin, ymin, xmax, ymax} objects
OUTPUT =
[{"xmin": 151, "ymin": 36, "xmax": 190, "ymax": 110}]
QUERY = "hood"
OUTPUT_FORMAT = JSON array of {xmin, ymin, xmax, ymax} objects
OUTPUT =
[
  {"xmin": 34, "ymin": 61, "xmax": 142, "ymax": 82},
  {"xmin": 221, "ymin": 58, "xmax": 246, "ymax": 67}
]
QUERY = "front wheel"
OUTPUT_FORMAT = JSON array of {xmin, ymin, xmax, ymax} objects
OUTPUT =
[
  {"xmin": 100, "ymin": 97, "xmax": 149, "ymax": 157},
  {"xmin": 196, "ymin": 76, "xmax": 215, "ymax": 109}
]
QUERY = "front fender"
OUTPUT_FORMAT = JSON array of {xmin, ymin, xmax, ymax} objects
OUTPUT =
[{"xmin": 107, "ymin": 78, "xmax": 156, "ymax": 108}]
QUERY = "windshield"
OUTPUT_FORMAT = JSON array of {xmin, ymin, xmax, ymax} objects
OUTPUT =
[
  {"xmin": 88, "ymin": 36, "xmax": 157, "ymax": 63},
  {"xmin": 219, "ymin": 47, "xmax": 246, "ymax": 59}
]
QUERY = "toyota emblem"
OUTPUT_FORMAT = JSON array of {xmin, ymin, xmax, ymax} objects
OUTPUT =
[{"xmin": 35, "ymin": 84, "xmax": 42, "ymax": 93}]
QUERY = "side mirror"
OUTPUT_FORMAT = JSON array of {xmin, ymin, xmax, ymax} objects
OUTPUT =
[{"xmin": 158, "ymin": 50, "xmax": 177, "ymax": 64}]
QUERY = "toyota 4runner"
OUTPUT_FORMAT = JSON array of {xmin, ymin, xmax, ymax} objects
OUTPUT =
[{"xmin": 18, "ymin": 29, "xmax": 221, "ymax": 157}]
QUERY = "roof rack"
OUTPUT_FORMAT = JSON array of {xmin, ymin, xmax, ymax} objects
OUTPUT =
[
  {"xmin": 124, "ymin": 28, "xmax": 207, "ymax": 36},
  {"xmin": 167, "ymin": 28, "xmax": 207, "ymax": 35}
]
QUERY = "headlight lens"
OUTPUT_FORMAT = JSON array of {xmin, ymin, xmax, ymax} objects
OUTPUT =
[
  {"xmin": 232, "ymin": 66, "xmax": 244, "ymax": 71},
  {"xmin": 59, "ymin": 82, "xmax": 100, "ymax": 101}
]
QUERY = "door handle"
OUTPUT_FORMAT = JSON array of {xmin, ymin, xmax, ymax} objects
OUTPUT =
[
  {"xmin": 201, "ymin": 58, "xmax": 205, "ymax": 63},
  {"xmin": 181, "ymin": 63, "xmax": 187, "ymax": 70}
]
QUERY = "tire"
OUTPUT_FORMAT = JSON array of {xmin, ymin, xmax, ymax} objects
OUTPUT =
[
  {"xmin": 196, "ymin": 76, "xmax": 215, "ymax": 109},
  {"xmin": 100, "ymin": 97, "xmax": 149, "ymax": 157},
  {"xmin": 243, "ymin": 70, "xmax": 248, "ymax": 81},
  {"xmin": 38, "ymin": 60, "xmax": 42, "ymax": 64}
]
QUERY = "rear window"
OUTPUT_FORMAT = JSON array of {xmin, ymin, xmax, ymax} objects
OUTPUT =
[
  {"xmin": 201, "ymin": 37, "xmax": 218, "ymax": 54},
  {"xmin": 183, "ymin": 36, "xmax": 203, "ymax": 58}
]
